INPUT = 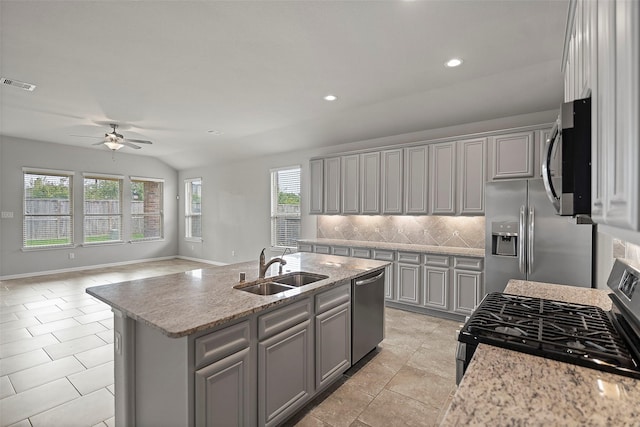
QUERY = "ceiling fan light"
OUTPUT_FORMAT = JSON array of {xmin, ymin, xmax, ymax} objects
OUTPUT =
[{"xmin": 104, "ymin": 141, "xmax": 124, "ymax": 151}]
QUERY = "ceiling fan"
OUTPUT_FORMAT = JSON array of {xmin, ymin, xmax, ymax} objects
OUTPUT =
[{"xmin": 75, "ymin": 124, "xmax": 153, "ymax": 151}]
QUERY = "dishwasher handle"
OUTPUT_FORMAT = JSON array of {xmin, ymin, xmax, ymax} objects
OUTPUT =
[{"xmin": 355, "ymin": 271, "xmax": 384, "ymax": 286}]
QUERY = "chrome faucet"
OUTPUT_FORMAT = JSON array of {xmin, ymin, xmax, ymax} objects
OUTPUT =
[{"xmin": 259, "ymin": 248, "xmax": 287, "ymax": 278}]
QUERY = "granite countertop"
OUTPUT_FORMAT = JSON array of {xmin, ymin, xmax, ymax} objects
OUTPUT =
[
  {"xmin": 87, "ymin": 252, "xmax": 389, "ymax": 338},
  {"xmin": 441, "ymin": 279, "xmax": 640, "ymax": 426},
  {"xmin": 297, "ymin": 238, "xmax": 484, "ymax": 258}
]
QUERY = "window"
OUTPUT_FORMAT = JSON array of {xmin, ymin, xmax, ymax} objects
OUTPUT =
[
  {"xmin": 271, "ymin": 167, "xmax": 301, "ymax": 248},
  {"xmin": 83, "ymin": 174, "xmax": 123, "ymax": 243},
  {"xmin": 23, "ymin": 169, "xmax": 74, "ymax": 249},
  {"xmin": 130, "ymin": 177, "xmax": 164, "ymax": 241},
  {"xmin": 185, "ymin": 178, "xmax": 202, "ymax": 240}
]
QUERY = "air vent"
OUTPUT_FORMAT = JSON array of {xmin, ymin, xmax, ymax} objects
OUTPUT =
[{"xmin": 1, "ymin": 77, "xmax": 36, "ymax": 91}]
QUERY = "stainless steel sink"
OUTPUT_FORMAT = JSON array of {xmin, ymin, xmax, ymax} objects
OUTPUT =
[
  {"xmin": 272, "ymin": 272, "xmax": 328, "ymax": 287},
  {"xmin": 234, "ymin": 271, "xmax": 329, "ymax": 296},
  {"xmin": 238, "ymin": 282, "xmax": 296, "ymax": 296}
]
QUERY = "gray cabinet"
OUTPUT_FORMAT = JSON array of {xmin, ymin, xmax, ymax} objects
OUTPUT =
[
  {"xmin": 490, "ymin": 131, "xmax": 535, "ymax": 180},
  {"xmin": 195, "ymin": 321, "xmax": 252, "ymax": 427},
  {"xmin": 536, "ymin": 129, "xmax": 559, "ymax": 178},
  {"xmin": 361, "ymin": 152, "xmax": 381, "ymax": 214},
  {"xmin": 404, "ymin": 145, "xmax": 429, "ymax": 214},
  {"xmin": 324, "ymin": 157, "xmax": 341, "ymax": 214},
  {"xmin": 314, "ymin": 245, "xmax": 331, "ymax": 254},
  {"xmin": 258, "ymin": 299, "xmax": 313, "ymax": 427},
  {"xmin": 341, "ymin": 155, "xmax": 360, "ymax": 214},
  {"xmin": 315, "ymin": 284, "xmax": 351, "ymax": 390},
  {"xmin": 423, "ymin": 254, "xmax": 450, "ymax": 311},
  {"xmin": 452, "ymin": 257, "xmax": 483, "ymax": 315},
  {"xmin": 309, "ymin": 159, "xmax": 324, "ymax": 214},
  {"xmin": 430, "ymin": 142, "xmax": 456, "ymax": 215},
  {"xmin": 298, "ymin": 243, "xmax": 313, "ymax": 253},
  {"xmin": 396, "ymin": 252, "xmax": 421, "ymax": 305},
  {"xmin": 381, "ymin": 149, "xmax": 403, "ymax": 214},
  {"xmin": 458, "ymin": 138, "xmax": 486, "ymax": 215}
]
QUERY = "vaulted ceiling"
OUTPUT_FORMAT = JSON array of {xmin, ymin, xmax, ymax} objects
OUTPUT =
[{"xmin": 0, "ymin": 0, "xmax": 568, "ymax": 170}]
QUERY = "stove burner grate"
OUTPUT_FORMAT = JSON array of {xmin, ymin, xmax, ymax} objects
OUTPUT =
[{"xmin": 459, "ymin": 293, "xmax": 640, "ymax": 379}]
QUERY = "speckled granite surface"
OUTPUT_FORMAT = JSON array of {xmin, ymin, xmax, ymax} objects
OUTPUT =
[
  {"xmin": 441, "ymin": 279, "xmax": 640, "ymax": 426},
  {"xmin": 87, "ymin": 253, "xmax": 388, "ymax": 338},
  {"xmin": 297, "ymin": 238, "xmax": 485, "ymax": 258}
]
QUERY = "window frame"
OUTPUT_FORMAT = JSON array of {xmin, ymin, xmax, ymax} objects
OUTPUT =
[
  {"xmin": 130, "ymin": 176, "xmax": 165, "ymax": 242},
  {"xmin": 22, "ymin": 167, "xmax": 75, "ymax": 250},
  {"xmin": 82, "ymin": 173, "xmax": 124, "ymax": 245},
  {"xmin": 270, "ymin": 166, "xmax": 301, "ymax": 250},
  {"xmin": 185, "ymin": 177, "xmax": 202, "ymax": 241}
]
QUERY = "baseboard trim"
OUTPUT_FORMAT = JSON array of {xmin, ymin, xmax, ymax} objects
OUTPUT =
[{"xmin": 175, "ymin": 255, "xmax": 228, "ymax": 266}]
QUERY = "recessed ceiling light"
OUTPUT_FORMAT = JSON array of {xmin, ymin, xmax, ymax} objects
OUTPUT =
[
  {"xmin": 445, "ymin": 58, "xmax": 463, "ymax": 68},
  {"xmin": 207, "ymin": 130, "xmax": 224, "ymax": 135},
  {"xmin": 324, "ymin": 95, "xmax": 338, "ymax": 101}
]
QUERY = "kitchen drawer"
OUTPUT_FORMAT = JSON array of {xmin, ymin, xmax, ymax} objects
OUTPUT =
[
  {"xmin": 298, "ymin": 243, "xmax": 313, "ymax": 253},
  {"xmin": 454, "ymin": 257, "xmax": 483, "ymax": 271},
  {"xmin": 314, "ymin": 245, "xmax": 331, "ymax": 254},
  {"xmin": 195, "ymin": 320, "xmax": 250, "ymax": 368},
  {"xmin": 372, "ymin": 249, "xmax": 394, "ymax": 262},
  {"xmin": 258, "ymin": 298, "xmax": 311, "ymax": 340},
  {"xmin": 315, "ymin": 282, "xmax": 350, "ymax": 314},
  {"xmin": 332, "ymin": 246, "xmax": 350, "ymax": 257},
  {"xmin": 351, "ymin": 248, "xmax": 371, "ymax": 259},
  {"xmin": 425, "ymin": 254, "xmax": 450, "ymax": 267},
  {"xmin": 397, "ymin": 252, "xmax": 421, "ymax": 264}
]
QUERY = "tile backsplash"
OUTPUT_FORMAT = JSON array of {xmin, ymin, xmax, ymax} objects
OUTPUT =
[
  {"xmin": 614, "ymin": 239, "xmax": 640, "ymax": 263},
  {"xmin": 317, "ymin": 216, "xmax": 485, "ymax": 249}
]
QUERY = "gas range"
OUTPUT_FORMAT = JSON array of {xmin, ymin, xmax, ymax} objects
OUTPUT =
[{"xmin": 456, "ymin": 258, "xmax": 640, "ymax": 384}]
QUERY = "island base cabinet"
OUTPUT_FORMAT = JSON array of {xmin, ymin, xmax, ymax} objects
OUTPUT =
[
  {"xmin": 195, "ymin": 347, "xmax": 251, "ymax": 427},
  {"xmin": 259, "ymin": 320, "xmax": 313, "ymax": 427},
  {"xmin": 315, "ymin": 302, "xmax": 351, "ymax": 390}
]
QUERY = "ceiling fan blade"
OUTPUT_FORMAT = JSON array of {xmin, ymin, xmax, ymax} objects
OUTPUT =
[
  {"xmin": 121, "ymin": 141, "xmax": 142, "ymax": 149},
  {"xmin": 127, "ymin": 139, "xmax": 153, "ymax": 144}
]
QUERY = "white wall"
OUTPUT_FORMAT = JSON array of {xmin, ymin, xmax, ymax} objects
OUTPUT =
[{"xmin": 0, "ymin": 136, "xmax": 179, "ymax": 277}]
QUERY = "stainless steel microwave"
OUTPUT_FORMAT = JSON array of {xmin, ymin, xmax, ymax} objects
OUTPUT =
[{"xmin": 542, "ymin": 97, "xmax": 591, "ymax": 216}]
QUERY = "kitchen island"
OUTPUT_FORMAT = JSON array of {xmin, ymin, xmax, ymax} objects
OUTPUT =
[
  {"xmin": 87, "ymin": 252, "xmax": 389, "ymax": 427},
  {"xmin": 441, "ymin": 280, "xmax": 640, "ymax": 426}
]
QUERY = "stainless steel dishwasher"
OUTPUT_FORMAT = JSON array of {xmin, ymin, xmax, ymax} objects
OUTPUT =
[{"xmin": 352, "ymin": 268, "xmax": 385, "ymax": 364}]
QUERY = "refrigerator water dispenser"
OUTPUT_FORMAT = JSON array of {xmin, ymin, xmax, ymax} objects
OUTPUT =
[{"xmin": 491, "ymin": 222, "xmax": 518, "ymax": 257}]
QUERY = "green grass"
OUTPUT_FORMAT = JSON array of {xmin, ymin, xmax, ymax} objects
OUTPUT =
[{"xmin": 26, "ymin": 238, "xmax": 71, "ymax": 246}]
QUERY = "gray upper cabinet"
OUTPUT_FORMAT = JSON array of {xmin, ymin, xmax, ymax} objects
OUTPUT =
[
  {"xmin": 360, "ymin": 152, "xmax": 381, "ymax": 214},
  {"xmin": 404, "ymin": 145, "xmax": 429, "ymax": 214},
  {"xmin": 430, "ymin": 142, "xmax": 456, "ymax": 215},
  {"xmin": 324, "ymin": 157, "xmax": 341, "ymax": 214},
  {"xmin": 309, "ymin": 159, "xmax": 324, "ymax": 214},
  {"xmin": 341, "ymin": 155, "xmax": 360, "ymax": 214},
  {"xmin": 381, "ymin": 149, "xmax": 403, "ymax": 214},
  {"xmin": 458, "ymin": 138, "xmax": 486, "ymax": 215},
  {"xmin": 490, "ymin": 131, "xmax": 535, "ymax": 180}
]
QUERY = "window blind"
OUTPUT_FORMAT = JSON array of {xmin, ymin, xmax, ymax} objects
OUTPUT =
[{"xmin": 271, "ymin": 167, "xmax": 301, "ymax": 248}]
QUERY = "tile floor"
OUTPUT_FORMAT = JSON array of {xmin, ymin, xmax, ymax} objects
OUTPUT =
[{"xmin": 0, "ymin": 259, "xmax": 459, "ymax": 427}]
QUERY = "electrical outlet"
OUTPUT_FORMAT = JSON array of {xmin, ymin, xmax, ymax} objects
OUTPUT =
[
  {"xmin": 375, "ymin": 227, "xmax": 380, "ymax": 233},
  {"xmin": 453, "ymin": 230, "xmax": 460, "ymax": 236},
  {"xmin": 353, "ymin": 227, "xmax": 358, "ymax": 232},
  {"xmin": 191, "ymin": 245, "xmax": 195, "ymax": 251},
  {"xmin": 115, "ymin": 331, "xmax": 122, "ymax": 355},
  {"xmin": 398, "ymin": 228, "xmax": 404, "ymax": 234},
  {"xmin": 334, "ymin": 226, "xmax": 339, "ymax": 231},
  {"xmin": 68, "ymin": 253, "xmax": 75, "ymax": 260},
  {"xmin": 231, "ymin": 250, "xmax": 236, "ymax": 257}
]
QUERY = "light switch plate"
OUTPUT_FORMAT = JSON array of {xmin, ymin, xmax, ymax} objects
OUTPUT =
[{"xmin": 1, "ymin": 212, "xmax": 14, "ymax": 218}]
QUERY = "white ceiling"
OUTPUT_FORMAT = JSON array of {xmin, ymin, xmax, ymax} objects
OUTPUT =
[{"xmin": 0, "ymin": 0, "xmax": 568, "ymax": 170}]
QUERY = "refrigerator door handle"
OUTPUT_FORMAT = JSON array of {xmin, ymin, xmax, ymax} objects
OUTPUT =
[
  {"xmin": 528, "ymin": 206, "xmax": 535, "ymax": 274},
  {"xmin": 519, "ymin": 205, "xmax": 526, "ymax": 274},
  {"xmin": 542, "ymin": 121, "xmax": 561, "ymax": 213}
]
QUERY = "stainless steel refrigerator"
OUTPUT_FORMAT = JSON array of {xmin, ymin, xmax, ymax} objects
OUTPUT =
[{"xmin": 485, "ymin": 179, "xmax": 593, "ymax": 294}]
